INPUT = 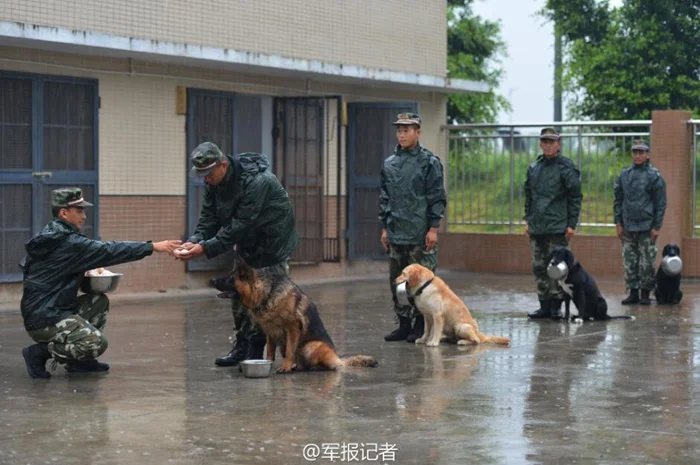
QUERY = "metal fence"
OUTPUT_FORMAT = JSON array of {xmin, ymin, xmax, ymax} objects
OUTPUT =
[
  {"xmin": 692, "ymin": 120, "xmax": 700, "ymax": 236},
  {"xmin": 443, "ymin": 121, "xmax": 652, "ymax": 235}
]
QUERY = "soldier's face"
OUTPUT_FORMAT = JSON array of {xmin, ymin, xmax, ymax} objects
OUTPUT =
[
  {"xmin": 60, "ymin": 207, "xmax": 86, "ymax": 229},
  {"xmin": 540, "ymin": 139, "xmax": 560, "ymax": 158},
  {"xmin": 396, "ymin": 126, "xmax": 420, "ymax": 149},
  {"xmin": 632, "ymin": 150, "xmax": 649, "ymax": 166},
  {"xmin": 203, "ymin": 161, "xmax": 229, "ymax": 185}
]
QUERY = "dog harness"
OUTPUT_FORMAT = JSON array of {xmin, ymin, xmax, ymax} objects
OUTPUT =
[{"xmin": 408, "ymin": 278, "xmax": 434, "ymax": 306}]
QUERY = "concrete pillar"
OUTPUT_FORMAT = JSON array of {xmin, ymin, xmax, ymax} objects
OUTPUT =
[{"xmin": 650, "ymin": 110, "xmax": 693, "ymax": 259}]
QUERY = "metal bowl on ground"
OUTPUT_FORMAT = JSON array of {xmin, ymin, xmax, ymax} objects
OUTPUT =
[
  {"xmin": 661, "ymin": 256, "xmax": 683, "ymax": 276},
  {"xmin": 240, "ymin": 359, "xmax": 273, "ymax": 378},
  {"xmin": 396, "ymin": 282, "xmax": 411, "ymax": 307},
  {"xmin": 80, "ymin": 274, "xmax": 123, "ymax": 294},
  {"xmin": 547, "ymin": 262, "xmax": 569, "ymax": 281}
]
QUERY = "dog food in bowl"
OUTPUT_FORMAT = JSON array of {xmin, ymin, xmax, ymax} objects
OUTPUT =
[
  {"xmin": 547, "ymin": 262, "xmax": 569, "ymax": 281},
  {"xmin": 81, "ymin": 268, "xmax": 123, "ymax": 294}
]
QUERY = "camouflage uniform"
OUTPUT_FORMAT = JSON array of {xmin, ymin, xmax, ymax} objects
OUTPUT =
[
  {"xmin": 614, "ymin": 140, "xmax": 667, "ymax": 294},
  {"xmin": 529, "ymin": 235, "xmax": 569, "ymax": 299},
  {"xmin": 379, "ymin": 113, "xmax": 446, "ymax": 340},
  {"xmin": 524, "ymin": 128, "xmax": 582, "ymax": 302},
  {"xmin": 20, "ymin": 187, "xmax": 157, "ymax": 377},
  {"xmin": 389, "ymin": 244, "xmax": 439, "ymax": 319},
  {"xmin": 27, "ymin": 294, "xmax": 109, "ymax": 363},
  {"xmin": 188, "ymin": 142, "xmax": 298, "ymax": 365},
  {"xmin": 622, "ymin": 232, "xmax": 658, "ymax": 291}
]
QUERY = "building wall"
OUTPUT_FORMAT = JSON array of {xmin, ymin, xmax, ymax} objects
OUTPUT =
[
  {"xmin": 0, "ymin": 46, "xmax": 448, "ymax": 299},
  {"xmin": 1, "ymin": 0, "xmax": 447, "ymax": 77}
]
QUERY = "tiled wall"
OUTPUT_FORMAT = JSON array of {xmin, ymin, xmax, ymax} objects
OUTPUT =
[{"xmin": 1, "ymin": 0, "xmax": 447, "ymax": 76}]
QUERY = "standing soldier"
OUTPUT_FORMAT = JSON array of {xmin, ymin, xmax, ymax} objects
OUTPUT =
[
  {"xmin": 380, "ymin": 113, "xmax": 446, "ymax": 342},
  {"xmin": 614, "ymin": 140, "xmax": 667, "ymax": 305},
  {"xmin": 525, "ymin": 128, "xmax": 583, "ymax": 319},
  {"xmin": 179, "ymin": 142, "xmax": 298, "ymax": 366}
]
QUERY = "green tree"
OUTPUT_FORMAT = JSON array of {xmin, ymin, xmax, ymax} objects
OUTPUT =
[
  {"xmin": 447, "ymin": 0, "xmax": 510, "ymax": 123},
  {"xmin": 543, "ymin": 0, "xmax": 700, "ymax": 120}
]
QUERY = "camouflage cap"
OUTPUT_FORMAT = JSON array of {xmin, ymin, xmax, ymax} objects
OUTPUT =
[
  {"xmin": 631, "ymin": 139, "xmax": 650, "ymax": 151},
  {"xmin": 190, "ymin": 142, "xmax": 226, "ymax": 178},
  {"xmin": 392, "ymin": 112, "xmax": 422, "ymax": 127},
  {"xmin": 539, "ymin": 127, "xmax": 560, "ymax": 140},
  {"xmin": 52, "ymin": 187, "xmax": 93, "ymax": 208}
]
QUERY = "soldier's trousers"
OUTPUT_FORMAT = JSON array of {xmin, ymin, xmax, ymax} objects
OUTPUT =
[
  {"xmin": 389, "ymin": 243, "xmax": 438, "ymax": 319},
  {"xmin": 622, "ymin": 231, "xmax": 657, "ymax": 291},
  {"xmin": 27, "ymin": 294, "xmax": 109, "ymax": 363},
  {"xmin": 529, "ymin": 234, "xmax": 568, "ymax": 299},
  {"xmin": 231, "ymin": 261, "xmax": 290, "ymax": 345}
]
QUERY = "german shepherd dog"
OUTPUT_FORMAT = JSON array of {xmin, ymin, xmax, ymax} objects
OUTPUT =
[
  {"xmin": 549, "ymin": 246, "xmax": 635, "ymax": 322},
  {"xmin": 216, "ymin": 255, "xmax": 378, "ymax": 374}
]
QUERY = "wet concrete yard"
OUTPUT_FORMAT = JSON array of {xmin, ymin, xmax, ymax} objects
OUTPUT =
[{"xmin": 2, "ymin": 271, "xmax": 700, "ymax": 464}]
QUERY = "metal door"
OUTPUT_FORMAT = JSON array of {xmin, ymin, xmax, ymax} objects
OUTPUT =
[
  {"xmin": 347, "ymin": 102, "xmax": 417, "ymax": 260},
  {"xmin": 0, "ymin": 72, "xmax": 98, "ymax": 282}
]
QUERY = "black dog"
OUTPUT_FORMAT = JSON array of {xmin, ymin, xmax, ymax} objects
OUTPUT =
[
  {"xmin": 654, "ymin": 243, "xmax": 683, "ymax": 305},
  {"xmin": 550, "ymin": 246, "xmax": 634, "ymax": 322}
]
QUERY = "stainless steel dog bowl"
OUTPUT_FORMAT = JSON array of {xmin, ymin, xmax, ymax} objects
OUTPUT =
[
  {"xmin": 240, "ymin": 359, "xmax": 273, "ymax": 378},
  {"xmin": 80, "ymin": 274, "xmax": 123, "ymax": 294},
  {"xmin": 396, "ymin": 282, "xmax": 411, "ymax": 306},
  {"xmin": 661, "ymin": 256, "xmax": 682, "ymax": 275},
  {"xmin": 547, "ymin": 262, "xmax": 569, "ymax": 281}
]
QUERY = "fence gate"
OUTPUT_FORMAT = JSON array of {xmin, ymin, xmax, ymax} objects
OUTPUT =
[
  {"xmin": 347, "ymin": 102, "xmax": 417, "ymax": 260},
  {"xmin": 273, "ymin": 97, "xmax": 341, "ymax": 263}
]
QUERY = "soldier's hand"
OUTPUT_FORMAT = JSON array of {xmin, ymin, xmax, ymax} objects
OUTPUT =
[
  {"xmin": 565, "ymin": 227, "xmax": 575, "ymax": 242},
  {"xmin": 616, "ymin": 224, "xmax": 624, "ymax": 240},
  {"xmin": 180, "ymin": 242, "xmax": 196, "ymax": 251},
  {"xmin": 154, "ymin": 240, "xmax": 183, "ymax": 255},
  {"xmin": 380, "ymin": 229, "xmax": 389, "ymax": 252},
  {"xmin": 651, "ymin": 229, "xmax": 660, "ymax": 243},
  {"xmin": 177, "ymin": 243, "xmax": 205, "ymax": 261},
  {"xmin": 425, "ymin": 228, "xmax": 438, "ymax": 251}
]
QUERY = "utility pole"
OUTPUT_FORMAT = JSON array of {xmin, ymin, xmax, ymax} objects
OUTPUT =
[{"xmin": 554, "ymin": 20, "xmax": 563, "ymax": 121}]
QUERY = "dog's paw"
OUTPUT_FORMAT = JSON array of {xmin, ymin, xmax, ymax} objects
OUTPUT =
[
  {"xmin": 426, "ymin": 340, "xmax": 440, "ymax": 347},
  {"xmin": 415, "ymin": 337, "xmax": 426, "ymax": 344},
  {"xmin": 572, "ymin": 317, "xmax": 583, "ymax": 324},
  {"xmin": 457, "ymin": 339, "xmax": 469, "ymax": 345},
  {"xmin": 276, "ymin": 363, "xmax": 296, "ymax": 374}
]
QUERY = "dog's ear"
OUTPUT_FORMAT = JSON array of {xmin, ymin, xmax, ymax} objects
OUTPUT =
[{"xmin": 231, "ymin": 249, "xmax": 255, "ymax": 283}]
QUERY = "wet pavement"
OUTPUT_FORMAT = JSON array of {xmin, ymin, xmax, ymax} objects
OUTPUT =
[{"xmin": 1, "ymin": 271, "xmax": 700, "ymax": 465}]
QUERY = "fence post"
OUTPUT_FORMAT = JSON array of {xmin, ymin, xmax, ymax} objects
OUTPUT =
[
  {"xmin": 650, "ymin": 110, "xmax": 693, "ymax": 264},
  {"xmin": 509, "ymin": 127, "xmax": 515, "ymax": 233},
  {"xmin": 693, "ymin": 123, "xmax": 697, "ymax": 238}
]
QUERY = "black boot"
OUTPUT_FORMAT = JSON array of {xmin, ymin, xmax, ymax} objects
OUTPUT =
[
  {"xmin": 527, "ymin": 299, "xmax": 551, "ymax": 319},
  {"xmin": 246, "ymin": 337, "xmax": 266, "ymax": 360},
  {"xmin": 65, "ymin": 359, "xmax": 110, "ymax": 373},
  {"xmin": 22, "ymin": 343, "xmax": 52, "ymax": 379},
  {"xmin": 639, "ymin": 289, "xmax": 651, "ymax": 306},
  {"xmin": 406, "ymin": 315, "xmax": 425, "ymax": 343},
  {"xmin": 550, "ymin": 299, "xmax": 563, "ymax": 320},
  {"xmin": 215, "ymin": 338, "xmax": 249, "ymax": 367},
  {"xmin": 384, "ymin": 316, "xmax": 412, "ymax": 341},
  {"xmin": 622, "ymin": 289, "xmax": 640, "ymax": 305}
]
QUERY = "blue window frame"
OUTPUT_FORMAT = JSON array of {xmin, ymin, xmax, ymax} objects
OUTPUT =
[{"xmin": 0, "ymin": 71, "xmax": 99, "ymax": 282}]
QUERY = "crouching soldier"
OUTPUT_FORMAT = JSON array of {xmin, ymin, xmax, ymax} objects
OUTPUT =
[{"xmin": 20, "ymin": 187, "xmax": 182, "ymax": 378}]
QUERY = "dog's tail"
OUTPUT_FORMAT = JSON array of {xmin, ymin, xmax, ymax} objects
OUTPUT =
[
  {"xmin": 340, "ymin": 355, "xmax": 379, "ymax": 368},
  {"xmin": 477, "ymin": 333, "xmax": 511, "ymax": 346}
]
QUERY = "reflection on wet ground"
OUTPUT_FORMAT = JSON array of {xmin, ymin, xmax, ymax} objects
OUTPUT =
[{"xmin": 2, "ymin": 271, "xmax": 700, "ymax": 464}]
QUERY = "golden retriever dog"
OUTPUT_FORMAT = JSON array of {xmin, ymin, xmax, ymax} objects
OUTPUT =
[{"xmin": 395, "ymin": 264, "xmax": 510, "ymax": 347}]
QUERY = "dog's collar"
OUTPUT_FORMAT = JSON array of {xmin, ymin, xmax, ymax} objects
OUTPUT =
[{"xmin": 411, "ymin": 278, "xmax": 434, "ymax": 298}]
